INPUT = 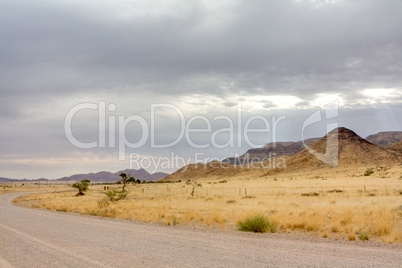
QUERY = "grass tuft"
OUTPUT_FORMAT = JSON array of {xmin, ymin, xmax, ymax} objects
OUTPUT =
[
  {"xmin": 347, "ymin": 233, "xmax": 356, "ymax": 241},
  {"xmin": 358, "ymin": 230, "xmax": 369, "ymax": 241},
  {"xmin": 238, "ymin": 214, "xmax": 277, "ymax": 233}
]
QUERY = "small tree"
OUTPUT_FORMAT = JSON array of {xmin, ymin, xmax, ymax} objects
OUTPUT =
[
  {"xmin": 119, "ymin": 172, "xmax": 130, "ymax": 191},
  {"xmin": 72, "ymin": 179, "xmax": 90, "ymax": 196},
  {"xmin": 190, "ymin": 180, "xmax": 201, "ymax": 196}
]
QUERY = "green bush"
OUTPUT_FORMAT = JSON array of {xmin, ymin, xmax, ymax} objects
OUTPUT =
[
  {"xmin": 104, "ymin": 188, "xmax": 128, "ymax": 202},
  {"xmin": 238, "ymin": 214, "xmax": 277, "ymax": 233},
  {"xmin": 358, "ymin": 230, "xmax": 369, "ymax": 241},
  {"xmin": 71, "ymin": 179, "xmax": 90, "ymax": 196},
  {"xmin": 364, "ymin": 169, "xmax": 374, "ymax": 176}
]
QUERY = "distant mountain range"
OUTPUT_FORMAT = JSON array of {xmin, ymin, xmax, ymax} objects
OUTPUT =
[
  {"xmin": 366, "ymin": 131, "xmax": 402, "ymax": 147},
  {"xmin": 0, "ymin": 169, "xmax": 168, "ymax": 183},
  {"xmin": 0, "ymin": 177, "xmax": 49, "ymax": 183},
  {"xmin": 2, "ymin": 129, "xmax": 401, "ymax": 184}
]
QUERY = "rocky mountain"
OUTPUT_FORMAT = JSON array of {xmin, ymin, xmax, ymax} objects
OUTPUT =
[
  {"xmin": 224, "ymin": 138, "xmax": 319, "ymax": 164},
  {"xmin": 162, "ymin": 127, "xmax": 402, "ymax": 181},
  {"xmin": 366, "ymin": 131, "xmax": 402, "ymax": 147},
  {"xmin": 285, "ymin": 127, "xmax": 401, "ymax": 171}
]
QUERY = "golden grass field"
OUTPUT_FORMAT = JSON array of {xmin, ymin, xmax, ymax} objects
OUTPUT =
[{"xmin": 7, "ymin": 166, "xmax": 402, "ymax": 243}]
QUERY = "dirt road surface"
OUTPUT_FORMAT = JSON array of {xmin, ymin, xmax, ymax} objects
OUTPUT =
[{"xmin": 0, "ymin": 192, "xmax": 401, "ymax": 267}]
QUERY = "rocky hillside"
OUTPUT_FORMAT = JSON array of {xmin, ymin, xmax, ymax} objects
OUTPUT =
[
  {"xmin": 286, "ymin": 128, "xmax": 401, "ymax": 170},
  {"xmin": 225, "ymin": 138, "xmax": 319, "ymax": 164},
  {"xmin": 162, "ymin": 127, "xmax": 401, "ymax": 181},
  {"xmin": 366, "ymin": 131, "xmax": 402, "ymax": 147},
  {"xmin": 387, "ymin": 141, "xmax": 402, "ymax": 153}
]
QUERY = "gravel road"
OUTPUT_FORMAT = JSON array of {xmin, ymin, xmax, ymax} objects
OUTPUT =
[{"xmin": 0, "ymin": 192, "xmax": 401, "ymax": 267}]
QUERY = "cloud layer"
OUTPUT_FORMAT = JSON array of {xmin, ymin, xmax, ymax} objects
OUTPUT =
[{"xmin": 1, "ymin": 0, "xmax": 402, "ymax": 179}]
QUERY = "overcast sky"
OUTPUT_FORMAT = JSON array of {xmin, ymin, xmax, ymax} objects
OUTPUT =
[{"xmin": 1, "ymin": 0, "xmax": 402, "ymax": 179}]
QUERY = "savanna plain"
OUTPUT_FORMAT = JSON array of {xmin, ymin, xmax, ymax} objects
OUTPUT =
[{"xmin": 8, "ymin": 166, "xmax": 402, "ymax": 244}]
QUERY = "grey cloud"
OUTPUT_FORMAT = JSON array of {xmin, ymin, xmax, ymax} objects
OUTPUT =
[
  {"xmin": 2, "ymin": 1, "xmax": 402, "ymax": 99},
  {"xmin": 223, "ymin": 102, "xmax": 237, "ymax": 108},
  {"xmin": 1, "ymin": 0, "xmax": 402, "ymax": 179}
]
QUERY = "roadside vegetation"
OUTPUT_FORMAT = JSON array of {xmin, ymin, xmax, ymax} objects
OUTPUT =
[
  {"xmin": 71, "ymin": 179, "xmax": 90, "ymax": 196},
  {"xmin": 238, "ymin": 214, "xmax": 277, "ymax": 233},
  {"xmin": 11, "ymin": 168, "xmax": 402, "ymax": 243}
]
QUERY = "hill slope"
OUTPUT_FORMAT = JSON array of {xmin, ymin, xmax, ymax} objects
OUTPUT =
[
  {"xmin": 286, "ymin": 127, "xmax": 401, "ymax": 171},
  {"xmin": 162, "ymin": 161, "xmax": 252, "ymax": 181},
  {"xmin": 366, "ymin": 131, "xmax": 402, "ymax": 147},
  {"xmin": 162, "ymin": 127, "xmax": 401, "ymax": 181},
  {"xmin": 225, "ymin": 138, "xmax": 319, "ymax": 164},
  {"xmin": 386, "ymin": 141, "xmax": 402, "ymax": 159}
]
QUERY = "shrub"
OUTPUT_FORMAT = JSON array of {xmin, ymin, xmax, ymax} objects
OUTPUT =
[
  {"xmin": 301, "ymin": 192, "xmax": 319, "ymax": 196},
  {"xmin": 364, "ymin": 169, "xmax": 374, "ymax": 176},
  {"xmin": 71, "ymin": 179, "xmax": 90, "ymax": 196},
  {"xmin": 104, "ymin": 188, "xmax": 128, "ymax": 202},
  {"xmin": 238, "ymin": 214, "xmax": 277, "ymax": 233},
  {"xmin": 327, "ymin": 189, "xmax": 343, "ymax": 193},
  {"xmin": 97, "ymin": 199, "xmax": 109, "ymax": 208},
  {"xmin": 358, "ymin": 230, "xmax": 369, "ymax": 241}
]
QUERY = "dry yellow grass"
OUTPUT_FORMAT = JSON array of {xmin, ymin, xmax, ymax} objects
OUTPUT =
[
  {"xmin": 0, "ymin": 182, "xmax": 67, "ymax": 195},
  {"xmin": 13, "ymin": 167, "xmax": 402, "ymax": 243}
]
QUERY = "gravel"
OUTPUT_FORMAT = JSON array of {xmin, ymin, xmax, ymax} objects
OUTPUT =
[{"xmin": 1, "ymin": 192, "xmax": 401, "ymax": 267}]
